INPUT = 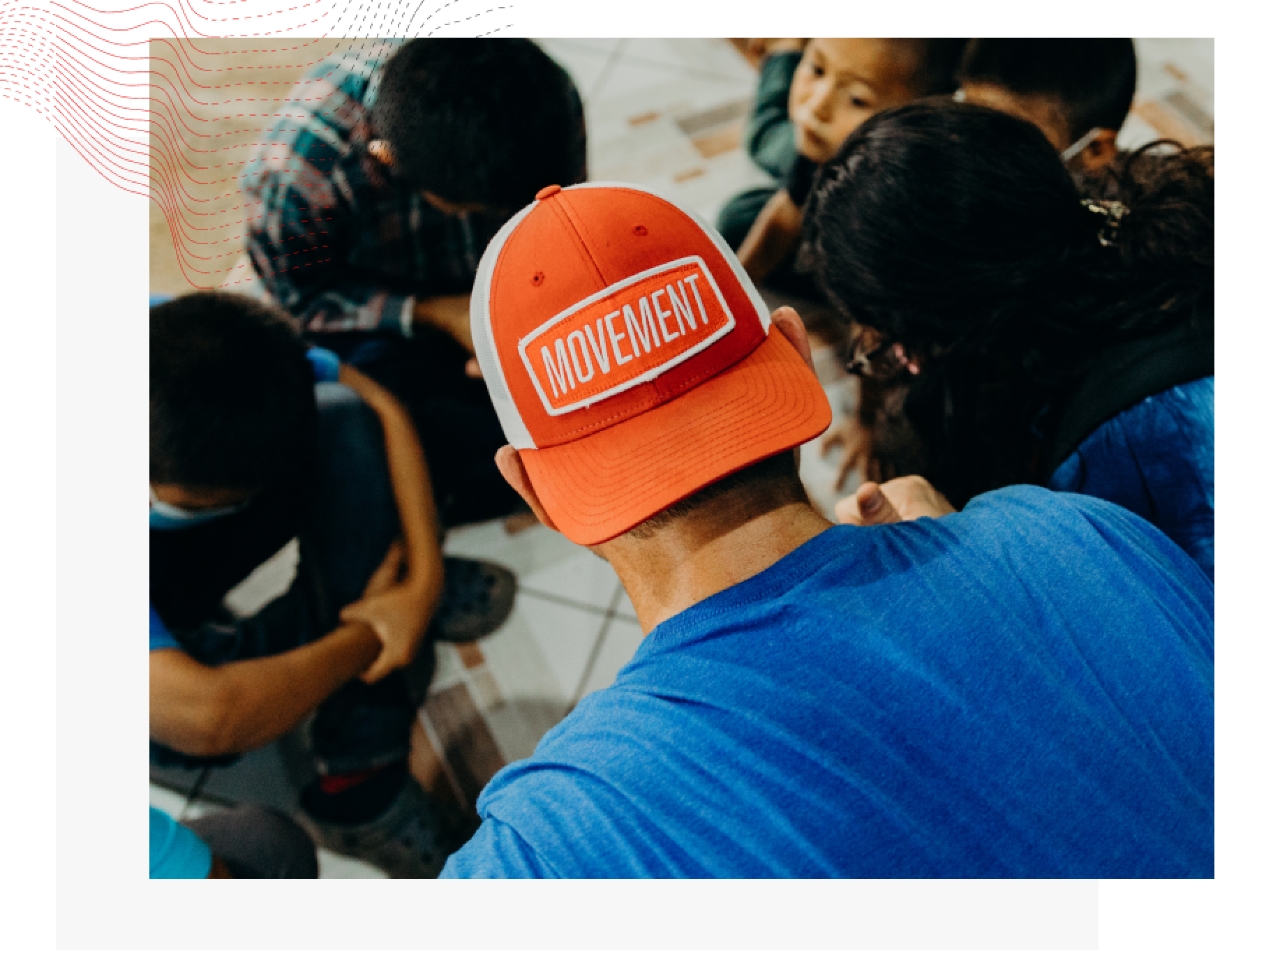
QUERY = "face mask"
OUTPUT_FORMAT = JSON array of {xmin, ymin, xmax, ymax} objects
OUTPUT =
[
  {"xmin": 1061, "ymin": 127, "xmax": 1103, "ymax": 165},
  {"xmin": 149, "ymin": 487, "xmax": 249, "ymax": 529}
]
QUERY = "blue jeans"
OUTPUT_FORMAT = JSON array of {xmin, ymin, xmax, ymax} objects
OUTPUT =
[{"xmin": 150, "ymin": 384, "xmax": 426, "ymax": 776}]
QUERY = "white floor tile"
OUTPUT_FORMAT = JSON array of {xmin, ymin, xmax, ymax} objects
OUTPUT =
[
  {"xmin": 589, "ymin": 63, "xmax": 751, "ymax": 126},
  {"xmin": 317, "ymin": 848, "xmax": 387, "ymax": 879},
  {"xmin": 616, "ymin": 39, "xmax": 756, "ymax": 85},
  {"xmin": 179, "ymin": 798, "xmax": 228, "ymax": 821},
  {"xmin": 477, "ymin": 591, "xmax": 609, "ymax": 708},
  {"xmin": 577, "ymin": 616, "xmax": 646, "ymax": 702},
  {"xmin": 540, "ymin": 38, "xmax": 621, "ymax": 56},
  {"xmin": 536, "ymin": 39, "xmax": 618, "ymax": 101},
  {"xmin": 149, "ymin": 783, "xmax": 189, "ymax": 819},
  {"xmin": 429, "ymin": 641, "xmax": 466, "ymax": 692},
  {"xmin": 1134, "ymin": 39, "xmax": 1214, "ymax": 98},
  {"xmin": 222, "ymin": 538, "xmax": 298, "ymax": 618},
  {"xmin": 444, "ymin": 517, "xmax": 583, "ymax": 579},
  {"xmin": 519, "ymin": 546, "xmax": 621, "ymax": 612}
]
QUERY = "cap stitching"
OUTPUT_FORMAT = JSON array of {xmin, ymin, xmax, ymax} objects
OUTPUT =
[{"xmin": 547, "ymin": 193, "xmax": 609, "ymax": 290}]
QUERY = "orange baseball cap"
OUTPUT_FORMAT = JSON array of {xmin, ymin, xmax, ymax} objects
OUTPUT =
[{"xmin": 471, "ymin": 182, "xmax": 832, "ymax": 546}]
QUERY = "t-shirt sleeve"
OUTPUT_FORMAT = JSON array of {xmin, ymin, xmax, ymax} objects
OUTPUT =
[
  {"xmin": 149, "ymin": 807, "xmax": 213, "ymax": 879},
  {"xmin": 306, "ymin": 346, "xmax": 342, "ymax": 383},
  {"xmin": 149, "ymin": 602, "xmax": 179, "ymax": 651},
  {"xmin": 438, "ymin": 818, "xmax": 557, "ymax": 879}
]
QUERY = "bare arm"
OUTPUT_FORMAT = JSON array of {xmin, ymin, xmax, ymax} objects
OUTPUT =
[
  {"xmin": 737, "ymin": 189, "xmax": 804, "ymax": 284},
  {"xmin": 412, "ymin": 294, "xmax": 474, "ymax": 352},
  {"xmin": 336, "ymin": 365, "xmax": 445, "ymax": 682},
  {"xmin": 149, "ymin": 621, "xmax": 381, "ymax": 758},
  {"xmin": 337, "ymin": 364, "xmax": 442, "ymax": 592}
]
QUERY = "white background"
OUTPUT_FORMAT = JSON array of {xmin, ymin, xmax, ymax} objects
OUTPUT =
[{"xmin": 5, "ymin": 0, "xmax": 1272, "ymax": 969}]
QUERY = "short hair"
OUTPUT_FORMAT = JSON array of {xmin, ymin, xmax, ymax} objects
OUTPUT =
[
  {"xmin": 150, "ymin": 292, "xmax": 317, "ymax": 494},
  {"xmin": 895, "ymin": 39, "xmax": 969, "ymax": 98},
  {"xmin": 371, "ymin": 39, "xmax": 587, "ymax": 212},
  {"xmin": 627, "ymin": 452, "xmax": 808, "ymax": 540},
  {"xmin": 959, "ymin": 39, "xmax": 1138, "ymax": 141}
]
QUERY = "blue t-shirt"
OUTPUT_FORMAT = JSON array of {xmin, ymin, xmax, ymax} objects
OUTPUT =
[
  {"xmin": 1049, "ymin": 377, "xmax": 1214, "ymax": 581},
  {"xmin": 149, "ymin": 807, "xmax": 213, "ymax": 878},
  {"xmin": 442, "ymin": 487, "xmax": 1213, "ymax": 879},
  {"xmin": 149, "ymin": 603, "xmax": 178, "ymax": 650}
]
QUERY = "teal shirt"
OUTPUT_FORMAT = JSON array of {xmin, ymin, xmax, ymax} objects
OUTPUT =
[
  {"xmin": 745, "ymin": 50, "xmax": 802, "ymax": 181},
  {"xmin": 149, "ymin": 807, "xmax": 212, "ymax": 878}
]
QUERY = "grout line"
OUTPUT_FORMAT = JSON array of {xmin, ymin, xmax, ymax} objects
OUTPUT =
[
  {"xmin": 181, "ymin": 767, "xmax": 212, "ymax": 819},
  {"xmin": 566, "ymin": 580, "xmax": 628, "ymax": 713},
  {"xmin": 587, "ymin": 38, "xmax": 628, "ymax": 104},
  {"xmin": 518, "ymin": 584, "xmax": 630, "ymax": 619},
  {"xmin": 605, "ymin": 49, "xmax": 755, "ymax": 86},
  {"xmin": 415, "ymin": 708, "xmax": 469, "ymax": 813}
]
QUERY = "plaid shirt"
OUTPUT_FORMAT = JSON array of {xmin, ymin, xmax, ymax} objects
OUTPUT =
[{"xmin": 240, "ymin": 42, "xmax": 506, "ymax": 334}]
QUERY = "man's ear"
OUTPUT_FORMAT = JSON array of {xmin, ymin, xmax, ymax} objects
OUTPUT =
[
  {"xmin": 770, "ymin": 306, "xmax": 816, "ymax": 374},
  {"xmin": 1079, "ymin": 129, "xmax": 1119, "ymax": 173},
  {"xmin": 367, "ymin": 139, "xmax": 395, "ymax": 168},
  {"xmin": 495, "ymin": 446, "xmax": 557, "ymax": 531}
]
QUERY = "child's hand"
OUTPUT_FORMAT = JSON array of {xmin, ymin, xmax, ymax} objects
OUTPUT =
[
  {"xmin": 341, "ymin": 540, "xmax": 444, "ymax": 685},
  {"xmin": 819, "ymin": 415, "xmax": 874, "ymax": 492},
  {"xmin": 834, "ymin": 476, "xmax": 956, "ymax": 526}
]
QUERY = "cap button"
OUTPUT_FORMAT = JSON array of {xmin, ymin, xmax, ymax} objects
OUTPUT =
[{"xmin": 535, "ymin": 184, "xmax": 562, "ymax": 201}]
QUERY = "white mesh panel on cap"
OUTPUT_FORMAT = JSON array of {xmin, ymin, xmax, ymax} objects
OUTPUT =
[{"xmin": 471, "ymin": 199, "xmax": 538, "ymax": 450}]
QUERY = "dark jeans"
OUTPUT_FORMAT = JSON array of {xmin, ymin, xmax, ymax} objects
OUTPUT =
[
  {"xmin": 151, "ymin": 384, "xmax": 423, "ymax": 777},
  {"xmin": 311, "ymin": 328, "xmax": 522, "ymax": 528}
]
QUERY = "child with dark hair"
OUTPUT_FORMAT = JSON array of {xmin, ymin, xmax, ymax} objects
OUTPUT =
[
  {"xmin": 242, "ymin": 38, "xmax": 585, "ymax": 337},
  {"xmin": 819, "ymin": 38, "xmax": 1143, "ymax": 496},
  {"xmin": 804, "ymin": 102, "xmax": 1214, "ymax": 577},
  {"xmin": 240, "ymin": 39, "xmax": 587, "ymax": 527},
  {"xmin": 717, "ymin": 39, "xmax": 966, "ymax": 297},
  {"xmin": 958, "ymin": 38, "xmax": 1137, "ymax": 175},
  {"xmin": 149, "ymin": 292, "xmax": 516, "ymax": 876}
]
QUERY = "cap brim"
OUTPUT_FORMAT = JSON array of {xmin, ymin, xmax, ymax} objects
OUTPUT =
[{"xmin": 520, "ymin": 328, "xmax": 833, "ymax": 546}]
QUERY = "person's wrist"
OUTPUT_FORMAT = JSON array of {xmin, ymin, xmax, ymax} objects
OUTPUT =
[
  {"xmin": 405, "ymin": 562, "xmax": 445, "ymax": 610},
  {"xmin": 338, "ymin": 618, "xmax": 384, "ymax": 666}
]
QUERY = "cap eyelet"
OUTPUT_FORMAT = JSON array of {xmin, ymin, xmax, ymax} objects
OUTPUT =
[
  {"xmin": 633, "ymin": 225, "xmax": 648, "ymax": 236},
  {"xmin": 531, "ymin": 271, "xmax": 545, "ymax": 286}
]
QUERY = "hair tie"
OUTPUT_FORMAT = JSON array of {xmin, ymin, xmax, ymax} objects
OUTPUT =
[{"xmin": 1082, "ymin": 198, "xmax": 1129, "ymax": 247}]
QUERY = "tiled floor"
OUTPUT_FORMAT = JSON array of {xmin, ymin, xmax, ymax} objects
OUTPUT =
[{"xmin": 149, "ymin": 38, "xmax": 1214, "ymax": 877}]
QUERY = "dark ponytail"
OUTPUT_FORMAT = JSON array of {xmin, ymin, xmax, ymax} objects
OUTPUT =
[{"xmin": 802, "ymin": 101, "xmax": 1213, "ymax": 505}]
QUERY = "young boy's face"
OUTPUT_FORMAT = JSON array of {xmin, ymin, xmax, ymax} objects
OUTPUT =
[{"xmin": 789, "ymin": 39, "xmax": 928, "ymax": 163}]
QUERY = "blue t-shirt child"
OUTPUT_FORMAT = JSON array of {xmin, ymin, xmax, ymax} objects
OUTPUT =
[
  {"xmin": 148, "ymin": 347, "xmax": 342, "ymax": 652},
  {"xmin": 149, "ymin": 807, "xmax": 212, "ymax": 878},
  {"xmin": 442, "ymin": 487, "xmax": 1213, "ymax": 878}
]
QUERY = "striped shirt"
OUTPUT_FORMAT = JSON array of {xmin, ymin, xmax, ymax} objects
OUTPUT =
[{"xmin": 240, "ymin": 41, "xmax": 506, "ymax": 334}]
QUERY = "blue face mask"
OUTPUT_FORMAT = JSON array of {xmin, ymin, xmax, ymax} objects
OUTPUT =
[{"xmin": 149, "ymin": 487, "xmax": 249, "ymax": 530}]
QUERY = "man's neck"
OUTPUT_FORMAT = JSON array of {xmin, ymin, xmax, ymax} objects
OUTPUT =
[{"xmin": 597, "ymin": 501, "xmax": 834, "ymax": 634}]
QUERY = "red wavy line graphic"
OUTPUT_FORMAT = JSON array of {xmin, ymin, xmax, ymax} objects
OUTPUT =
[{"xmin": 0, "ymin": 2, "xmax": 515, "ymax": 290}]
